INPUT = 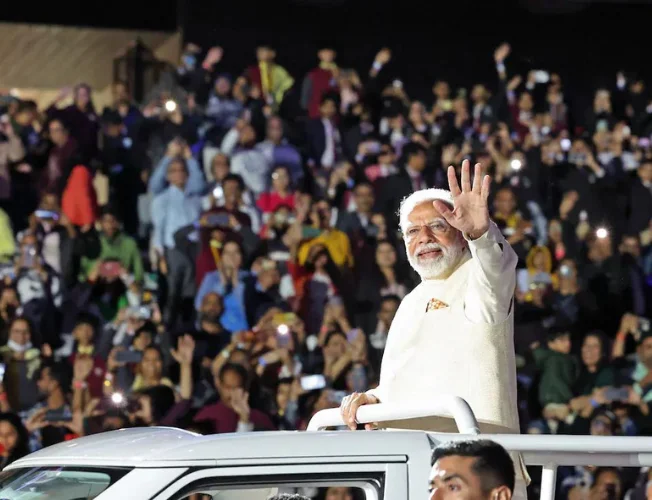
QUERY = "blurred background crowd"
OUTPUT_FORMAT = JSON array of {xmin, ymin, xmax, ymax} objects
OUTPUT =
[{"xmin": 0, "ymin": 33, "xmax": 652, "ymax": 499}]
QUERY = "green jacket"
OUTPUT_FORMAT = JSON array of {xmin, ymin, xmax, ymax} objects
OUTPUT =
[
  {"xmin": 80, "ymin": 232, "xmax": 143, "ymax": 282},
  {"xmin": 533, "ymin": 347, "xmax": 579, "ymax": 407}
]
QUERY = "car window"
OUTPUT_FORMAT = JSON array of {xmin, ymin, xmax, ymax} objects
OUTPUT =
[
  {"xmin": 154, "ymin": 462, "xmax": 402, "ymax": 500},
  {"xmin": 0, "ymin": 466, "xmax": 131, "ymax": 499},
  {"xmin": 178, "ymin": 485, "xmax": 367, "ymax": 500}
]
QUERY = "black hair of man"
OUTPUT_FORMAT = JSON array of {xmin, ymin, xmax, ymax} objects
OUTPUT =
[
  {"xmin": 219, "ymin": 362, "xmax": 250, "ymax": 390},
  {"xmin": 431, "ymin": 439, "xmax": 515, "ymax": 494},
  {"xmin": 222, "ymin": 173, "xmax": 246, "ymax": 192}
]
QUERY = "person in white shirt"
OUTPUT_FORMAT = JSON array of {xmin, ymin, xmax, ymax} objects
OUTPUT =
[{"xmin": 339, "ymin": 159, "xmax": 528, "ymax": 500}]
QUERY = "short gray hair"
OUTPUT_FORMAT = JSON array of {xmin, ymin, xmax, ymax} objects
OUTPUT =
[{"xmin": 398, "ymin": 188, "xmax": 454, "ymax": 235}]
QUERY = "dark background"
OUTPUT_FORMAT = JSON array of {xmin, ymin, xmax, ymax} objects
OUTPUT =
[{"xmin": 3, "ymin": 0, "xmax": 652, "ymax": 104}]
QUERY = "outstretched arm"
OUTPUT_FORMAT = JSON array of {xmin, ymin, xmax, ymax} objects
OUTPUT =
[
  {"xmin": 434, "ymin": 160, "xmax": 517, "ymax": 324},
  {"xmin": 464, "ymin": 222, "xmax": 517, "ymax": 324}
]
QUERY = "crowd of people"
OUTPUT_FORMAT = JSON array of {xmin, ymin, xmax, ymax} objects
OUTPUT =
[{"xmin": 0, "ymin": 38, "xmax": 651, "ymax": 499}]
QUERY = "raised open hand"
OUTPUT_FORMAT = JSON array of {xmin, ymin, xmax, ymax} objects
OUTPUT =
[
  {"xmin": 170, "ymin": 334, "xmax": 195, "ymax": 366},
  {"xmin": 494, "ymin": 43, "xmax": 511, "ymax": 63},
  {"xmin": 433, "ymin": 160, "xmax": 490, "ymax": 240}
]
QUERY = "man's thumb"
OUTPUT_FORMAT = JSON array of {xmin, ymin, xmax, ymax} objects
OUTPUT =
[{"xmin": 433, "ymin": 200, "xmax": 454, "ymax": 221}]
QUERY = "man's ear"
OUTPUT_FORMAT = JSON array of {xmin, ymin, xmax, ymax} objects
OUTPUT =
[{"xmin": 491, "ymin": 485, "xmax": 511, "ymax": 500}]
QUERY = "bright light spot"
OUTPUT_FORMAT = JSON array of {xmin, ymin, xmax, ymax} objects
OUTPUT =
[
  {"xmin": 277, "ymin": 324, "xmax": 290, "ymax": 335},
  {"xmin": 165, "ymin": 100, "xmax": 177, "ymax": 112},
  {"xmin": 560, "ymin": 138, "xmax": 571, "ymax": 151},
  {"xmin": 111, "ymin": 392, "xmax": 124, "ymax": 405},
  {"xmin": 596, "ymin": 227, "xmax": 609, "ymax": 239},
  {"xmin": 510, "ymin": 159, "xmax": 522, "ymax": 171}
]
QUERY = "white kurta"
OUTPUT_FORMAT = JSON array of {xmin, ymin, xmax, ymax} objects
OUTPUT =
[{"xmin": 367, "ymin": 222, "xmax": 529, "ymax": 498}]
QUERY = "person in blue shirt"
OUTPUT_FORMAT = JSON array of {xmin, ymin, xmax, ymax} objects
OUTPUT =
[
  {"xmin": 151, "ymin": 154, "xmax": 206, "ymax": 326},
  {"xmin": 195, "ymin": 240, "xmax": 249, "ymax": 333}
]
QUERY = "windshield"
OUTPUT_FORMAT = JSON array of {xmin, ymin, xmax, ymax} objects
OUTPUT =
[{"xmin": 0, "ymin": 466, "xmax": 131, "ymax": 499}]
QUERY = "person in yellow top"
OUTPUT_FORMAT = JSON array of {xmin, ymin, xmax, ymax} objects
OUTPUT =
[
  {"xmin": 296, "ymin": 198, "xmax": 353, "ymax": 269},
  {"xmin": 0, "ymin": 208, "xmax": 15, "ymax": 264},
  {"xmin": 246, "ymin": 45, "xmax": 294, "ymax": 111},
  {"xmin": 130, "ymin": 346, "xmax": 174, "ymax": 393}
]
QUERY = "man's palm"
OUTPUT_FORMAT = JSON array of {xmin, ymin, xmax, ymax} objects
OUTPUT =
[{"xmin": 433, "ymin": 160, "xmax": 491, "ymax": 240}]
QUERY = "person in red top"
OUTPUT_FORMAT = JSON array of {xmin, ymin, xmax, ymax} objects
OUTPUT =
[
  {"xmin": 194, "ymin": 362, "xmax": 274, "ymax": 433},
  {"xmin": 67, "ymin": 314, "xmax": 106, "ymax": 400},
  {"xmin": 61, "ymin": 164, "xmax": 98, "ymax": 228},
  {"xmin": 256, "ymin": 165, "xmax": 296, "ymax": 216},
  {"xmin": 301, "ymin": 47, "xmax": 339, "ymax": 119}
]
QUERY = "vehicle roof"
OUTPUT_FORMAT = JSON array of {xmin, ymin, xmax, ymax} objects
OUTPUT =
[{"xmin": 10, "ymin": 427, "xmax": 432, "ymax": 468}]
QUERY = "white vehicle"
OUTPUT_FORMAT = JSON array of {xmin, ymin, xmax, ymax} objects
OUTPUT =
[{"xmin": 3, "ymin": 396, "xmax": 652, "ymax": 500}]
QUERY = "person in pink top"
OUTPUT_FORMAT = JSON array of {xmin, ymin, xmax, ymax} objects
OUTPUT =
[{"xmin": 256, "ymin": 165, "xmax": 296, "ymax": 215}]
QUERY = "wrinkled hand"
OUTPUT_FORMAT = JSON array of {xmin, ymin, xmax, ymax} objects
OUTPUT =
[
  {"xmin": 170, "ymin": 334, "xmax": 195, "ymax": 366},
  {"xmin": 434, "ymin": 160, "xmax": 490, "ymax": 240},
  {"xmin": 340, "ymin": 392, "xmax": 379, "ymax": 430}
]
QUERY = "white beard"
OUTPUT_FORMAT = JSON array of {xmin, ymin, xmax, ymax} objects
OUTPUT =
[{"xmin": 407, "ymin": 239, "xmax": 465, "ymax": 280}]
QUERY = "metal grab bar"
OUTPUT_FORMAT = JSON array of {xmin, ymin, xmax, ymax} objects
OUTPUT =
[{"xmin": 306, "ymin": 395, "xmax": 480, "ymax": 434}]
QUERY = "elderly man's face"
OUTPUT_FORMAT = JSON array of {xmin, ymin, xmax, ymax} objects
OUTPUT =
[{"xmin": 404, "ymin": 201, "xmax": 465, "ymax": 279}]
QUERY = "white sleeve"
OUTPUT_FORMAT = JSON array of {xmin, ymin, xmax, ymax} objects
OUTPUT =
[
  {"xmin": 463, "ymin": 221, "xmax": 517, "ymax": 324},
  {"xmin": 220, "ymin": 128, "xmax": 240, "ymax": 156},
  {"xmin": 366, "ymin": 291, "xmax": 417, "ymax": 403}
]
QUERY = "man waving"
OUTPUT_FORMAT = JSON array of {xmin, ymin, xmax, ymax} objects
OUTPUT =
[{"xmin": 340, "ymin": 160, "xmax": 527, "ymax": 499}]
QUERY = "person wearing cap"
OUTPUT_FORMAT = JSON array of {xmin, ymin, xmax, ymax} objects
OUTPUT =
[{"xmin": 340, "ymin": 159, "xmax": 528, "ymax": 499}]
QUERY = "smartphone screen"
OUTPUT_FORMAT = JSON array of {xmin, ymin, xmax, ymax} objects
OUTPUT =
[
  {"xmin": 273, "ymin": 313, "xmax": 296, "ymax": 327},
  {"xmin": 604, "ymin": 387, "xmax": 629, "ymax": 402},
  {"xmin": 45, "ymin": 409, "xmax": 72, "ymax": 422},
  {"xmin": 300, "ymin": 374, "xmax": 327, "ymax": 392},
  {"xmin": 276, "ymin": 325, "xmax": 291, "ymax": 347},
  {"xmin": 100, "ymin": 261, "xmax": 122, "ymax": 279},
  {"xmin": 206, "ymin": 213, "xmax": 231, "ymax": 227},
  {"xmin": 115, "ymin": 350, "xmax": 143, "ymax": 364},
  {"xmin": 34, "ymin": 210, "xmax": 59, "ymax": 220}
]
